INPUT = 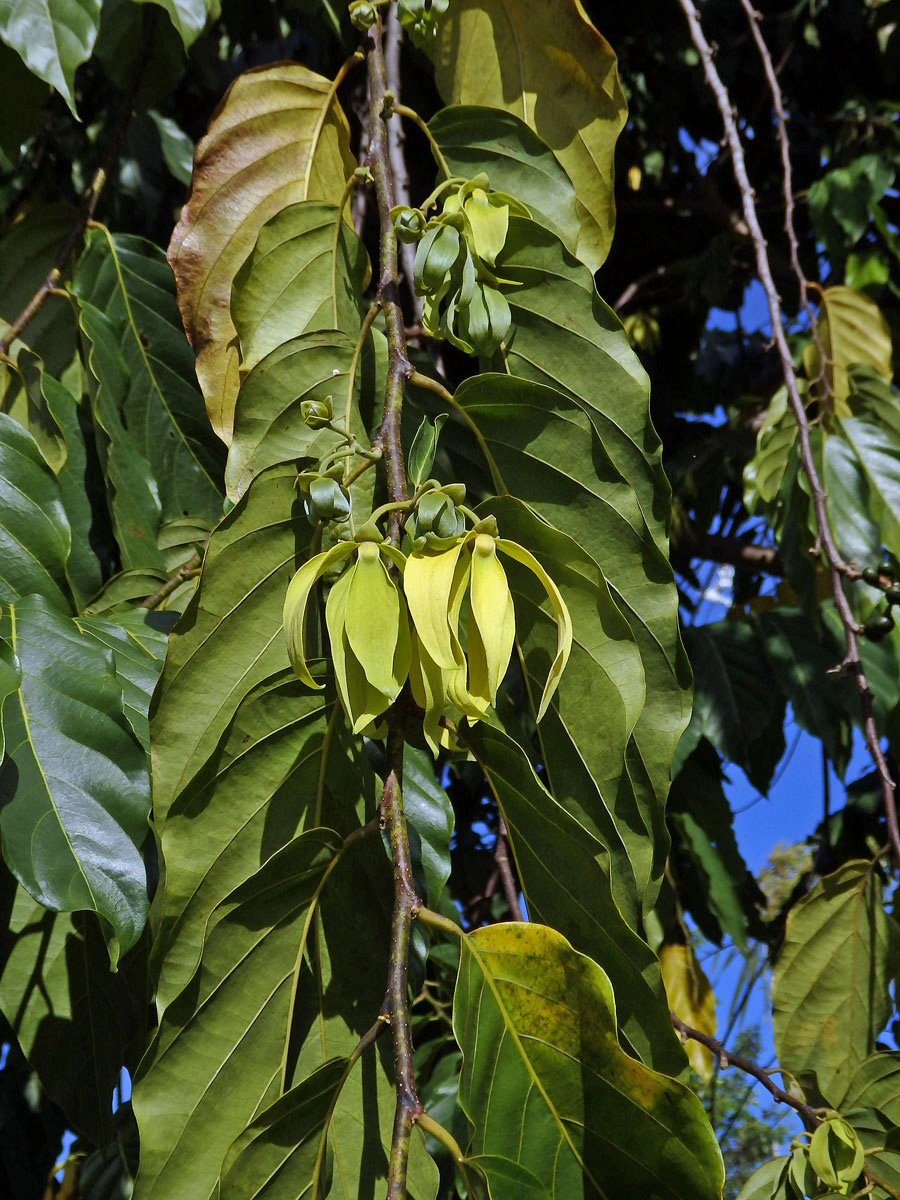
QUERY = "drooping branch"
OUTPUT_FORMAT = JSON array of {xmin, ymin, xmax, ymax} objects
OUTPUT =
[
  {"xmin": 675, "ymin": 0, "xmax": 900, "ymax": 868},
  {"xmin": 670, "ymin": 1013, "xmax": 821, "ymax": 1128},
  {"xmin": 0, "ymin": 8, "xmax": 157, "ymax": 359}
]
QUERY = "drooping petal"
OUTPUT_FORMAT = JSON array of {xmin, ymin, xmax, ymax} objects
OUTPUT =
[
  {"xmin": 469, "ymin": 534, "xmax": 515, "ymax": 703},
  {"xmin": 404, "ymin": 538, "xmax": 467, "ymax": 670},
  {"xmin": 409, "ymin": 629, "xmax": 446, "ymax": 757},
  {"xmin": 463, "ymin": 189, "xmax": 508, "ymax": 267},
  {"xmin": 345, "ymin": 541, "xmax": 401, "ymax": 698},
  {"xmin": 283, "ymin": 542, "xmax": 355, "ymax": 689},
  {"xmin": 326, "ymin": 563, "xmax": 392, "ymax": 733},
  {"xmin": 446, "ymin": 549, "xmax": 490, "ymax": 721},
  {"xmin": 497, "ymin": 538, "xmax": 573, "ymax": 720}
]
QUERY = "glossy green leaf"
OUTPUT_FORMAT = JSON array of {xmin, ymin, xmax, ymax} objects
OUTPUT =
[
  {"xmin": 428, "ymin": 2, "xmax": 626, "ymax": 271},
  {"xmin": 464, "ymin": 721, "xmax": 686, "ymax": 1076},
  {"xmin": 231, "ymin": 201, "xmax": 368, "ymax": 379},
  {"xmin": 408, "ymin": 412, "xmax": 448, "ymax": 488},
  {"xmin": 0, "ymin": 0, "xmax": 101, "ymax": 114},
  {"xmin": 0, "ymin": 411, "xmax": 72, "ymax": 611},
  {"xmin": 150, "ymin": 463, "xmax": 305, "ymax": 825},
  {"xmin": 843, "ymin": 1109, "xmax": 900, "ymax": 1199},
  {"xmin": 403, "ymin": 743, "xmax": 454, "ymax": 909},
  {"xmin": 772, "ymin": 860, "xmax": 899, "ymax": 1107},
  {"xmin": 454, "ymin": 922, "xmax": 723, "ymax": 1199},
  {"xmin": 455, "ymin": 379, "xmax": 690, "ymax": 915},
  {"xmin": 429, "ymin": 107, "xmax": 580, "ymax": 252},
  {"xmin": 73, "ymin": 227, "xmax": 225, "ymax": 526},
  {"xmin": 0, "ymin": 596, "xmax": 149, "ymax": 959},
  {"xmin": 838, "ymin": 411, "xmax": 900, "ymax": 568},
  {"xmin": 168, "ymin": 64, "xmax": 357, "ymax": 443},
  {"xmin": 0, "ymin": 880, "xmax": 148, "ymax": 1144}
]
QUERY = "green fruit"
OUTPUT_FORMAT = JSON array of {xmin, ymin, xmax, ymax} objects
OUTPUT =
[
  {"xmin": 886, "ymin": 584, "xmax": 900, "ymax": 605},
  {"xmin": 862, "ymin": 566, "xmax": 881, "ymax": 586},
  {"xmin": 863, "ymin": 612, "xmax": 895, "ymax": 642}
]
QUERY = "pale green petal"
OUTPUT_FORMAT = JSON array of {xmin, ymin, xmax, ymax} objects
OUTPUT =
[
  {"xmin": 326, "ymin": 564, "xmax": 392, "ymax": 733},
  {"xmin": 497, "ymin": 538, "xmax": 573, "ymax": 719},
  {"xmin": 404, "ymin": 539, "xmax": 466, "ymax": 669},
  {"xmin": 446, "ymin": 550, "xmax": 490, "ymax": 721},
  {"xmin": 463, "ymin": 189, "xmax": 508, "ymax": 267},
  {"xmin": 345, "ymin": 541, "xmax": 401, "ymax": 697},
  {"xmin": 409, "ymin": 630, "xmax": 445, "ymax": 757},
  {"xmin": 283, "ymin": 542, "xmax": 355, "ymax": 688},
  {"xmin": 469, "ymin": 534, "xmax": 515, "ymax": 702}
]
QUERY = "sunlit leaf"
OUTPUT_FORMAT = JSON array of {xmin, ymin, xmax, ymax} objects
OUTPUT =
[
  {"xmin": 804, "ymin": 286, "xmax": 893, "ymax": 414},
  {"xmin": 168, "ymin": 64, "xmax": 357, "ymax": 443},
  {"xmin": 660, "ymin": 943, "xmax": 716, "ymax": 1082},
  {"xmin": 428, "ymin": 1, "xmax": 626, "ymax": 270},
  {"xmin": 454, "ymin": 922, "xmax": 723, "ymax": 1199}
]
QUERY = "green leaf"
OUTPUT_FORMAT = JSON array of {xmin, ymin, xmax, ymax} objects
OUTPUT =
[
  {"xmin": 94, "ymin": 0, "xmax": 189, "ymax": 108},
  {"xmin": 837, "ymin": 411, "xmax": 900, "ymax": 569},
  {"xmin": 454, "ymin": 922, "xmax": 723, "ymax": 1199},
  {"xmin": 218, "ymin": 1059, "xmax": 347, "ymax": 1199},
  {"xmin": 454, "ymin": 380, "xmax": 690, "ymax": 915},
  {"xmin": 72, "ymin": 227, "xmax": 225, "ymax": 527},
  {"xmin": 134, "ymin": 0, "xmax": 217, "ymax": 49},
  {"xmin": 0, "ymin": 411, "xmax": 72, "ymax": 611},
  {"xmin": 74, "ymin": 610, "xmax": 169, "ymax": 752},
  {"xmin": 734, "ymin": 1158, "xmax": 790, "ymax": 1200},
  {"xmin": 168, "ymin": 64, "xmax": 357, "ymax": 444},
  {"xmin": 0, "ymin": 596, "xmax": 149, "ymax": 959},
  {"xmin": 149, "ymin": 463, "xmax": 305, "ymax": 827},
  {"xmin": 231, "ymin": 201, "xmax": 368, "ymax": 380},
  {"xmin": 843, "ymin": 1109, "xmax": 900, "ymax": 1199},
  {"xmin": 408, "ymin": 412, "xmax": 448, "ymax": 488},
  {"xmin": 135, "ymin": 826, "xmax": 438, "ymax": 1199},
  {"xmin": 772, "ymin": 860, "xmax": 899, "ymax": 1107},
  {"xmin": 226, "ymin": 330, "xmax": 358, "ymax": 503},
  {"xmin": 0, "ymin": 0, "xmax": 101, "ymax": 114},
  {"xmin": 464, "ymin": 721, "xmax": 686, "ymax": 1076},
  {"xmin": 428, "ymin": 2, "xmax": 626, "ymax": 271},
  {"xmin": 0, "ymin": 880, "xmax": 148, "ymax": 1145},
  {"xmin": 403, "ymin": 743, "xmax": 454, "ymax": 909},
  {"xmin": 150, "ymin": 676, "xmax": 365, "ymax": 1013},
  {"xmin": 843, "ymin": 1053, "xmax": 900, "ymax": 1126},
  {"xmin": 429, "ymin": 106, "xmax": 580, "ymax": 251},
  {"xmin": 681, "ymin": 619, "xmax": 786, "ymax": 793},
  {"xmin": 804, "ymin": 286, "xmax": 893, "ymax": 415}
]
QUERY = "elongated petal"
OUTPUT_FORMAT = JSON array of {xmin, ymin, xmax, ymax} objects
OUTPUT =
[
  {"xmin": 446, "ymin": 550, "xmax": 490, "ymax": 721},
  {"xmin": 464, "ymin": 189, "xmax": 508, "ymax": 267},
  {"xmin": 326, "ymin": 564, "xmax": 392, "ymax": 733},
  {"xmin": 469, "ymin": 534, "xmax": 515, "ymax": 702},
  {"xmin": 345, "ymin": 542, "xmax": 401, "ymax": 697},
  {"xmin": 283, "ymin": 542, "xmax": 355, "ymax": 688},
  {"xmin": 409, "ymin": 630, "xmax": 445, "ymax": 756},
  {"xmin": 404, "ymin": 539, "xmax": 466, "ymax": 670},
  {"xmin": 497, "ymin": 538, "xmax": 573, "ymax": 720}
]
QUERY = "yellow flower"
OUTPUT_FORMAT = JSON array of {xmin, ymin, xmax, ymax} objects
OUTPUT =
[
  {"xmin": 404, "ymin": 529, "xmax": 572, "ymax": 749},
  {"xmin": 283, "ymin": 538, "xmax": 410, "ymax": 733}
]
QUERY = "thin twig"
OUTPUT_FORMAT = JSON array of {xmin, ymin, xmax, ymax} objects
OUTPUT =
[
  {"xmin": 494, "ymin": 817, "xmax": 523, "ymax": 921},
  {"xmin": 0, "ymin": 9, "xmax": 157, "ymax": 358},
  {"xmin": 676, "ymin": 0, "xmax": 900, "ymax": 867},
  {"xmin": 670, "ymin": 1013, "xmax": 820, "ymax": 1127},
  {"xmin": 384, "ymin": 6, "xmax": 422, "ymax": 324},
  {"xmin": 140, "ymin": 550, "xmax": 202, "ymax": 610}
]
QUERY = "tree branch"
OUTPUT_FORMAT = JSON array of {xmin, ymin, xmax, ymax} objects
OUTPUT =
[
  {"xmin": 675, "ymin": 0, "xmax": 900, "ymax": 868},
  {"xmin": 494, "ymin": 817, "xmax": 523, "ymax": 921},
  {"xmin": 366, "ymin": 18, "xmax": 423, "ymax": 1199},
  {"xmin": 670, "ymin": 1013, "xmax": 820, "ymax": 1128},
  {"xmin": 672, "ymin": 530, "xmax": 784, "ymax": 576},
  {"xmin": 0, "ymin": 9, "xmax": 157, "ymax": 359},
  {"xmin": 384, "ymin": 6, "xmax": 422, "ymax": 324}
]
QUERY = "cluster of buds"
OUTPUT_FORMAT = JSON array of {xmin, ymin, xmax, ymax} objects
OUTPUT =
[
  {"xmin": 348, "ymin": 0, "xmax": 447, "ymax": 41},
  {"xmin": 391, "ymin": 175, "xmax": 529, "ymax": 356},
  {"xmin": 283, "ymin": 485, "xmax": 572, "ymax": 749}
]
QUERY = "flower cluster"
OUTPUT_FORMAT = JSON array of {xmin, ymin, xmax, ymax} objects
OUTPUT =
[
  {"xmin": 283, "ymin": 498, "xmax": 571, "ymax": 750},
  {"xmin": 392, "ymin": 175, "xmax": 529, "ymax": 356}
]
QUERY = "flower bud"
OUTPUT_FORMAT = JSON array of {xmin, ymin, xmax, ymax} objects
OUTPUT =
[
  {"xmin": 413, "ymin": 490, "xmax": 466, "ymax": 544},
  {"xmin": 414, "ymin": 223, "xmax": 462, "ymax": 295},
  {"xmin": 455, "ymin": 283, "xmax": 511, "ymax": 356},
  {"xmin": 300, "ymin": 396, "xmax": 333, "ymax": 429},
  {"xmin": 306, "ymin": 476, "xmax": 351, "ymax": 524},
  {"xmin": 349, "ymin": 1, "xmax": 377, "ymax": 31},
  {"xmin": 391, "ymin": 205, "xmax": 427, "ymax": 244}
]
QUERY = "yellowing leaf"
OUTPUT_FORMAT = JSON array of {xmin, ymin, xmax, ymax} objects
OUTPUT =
[
  {"xmin": 804, "ymin": 286, "xmax": 893, "ymax": 416},
  {"xmin": 428, "ymin": 0, "xmax": 627, "ymax": 272},
  {"xmin": 168, "ymin": 64, "xmax": 357, "ymax": 445},
  {"xmin": 660, "ymin": 943, "xmax": 717, "ymax": 1083}
]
